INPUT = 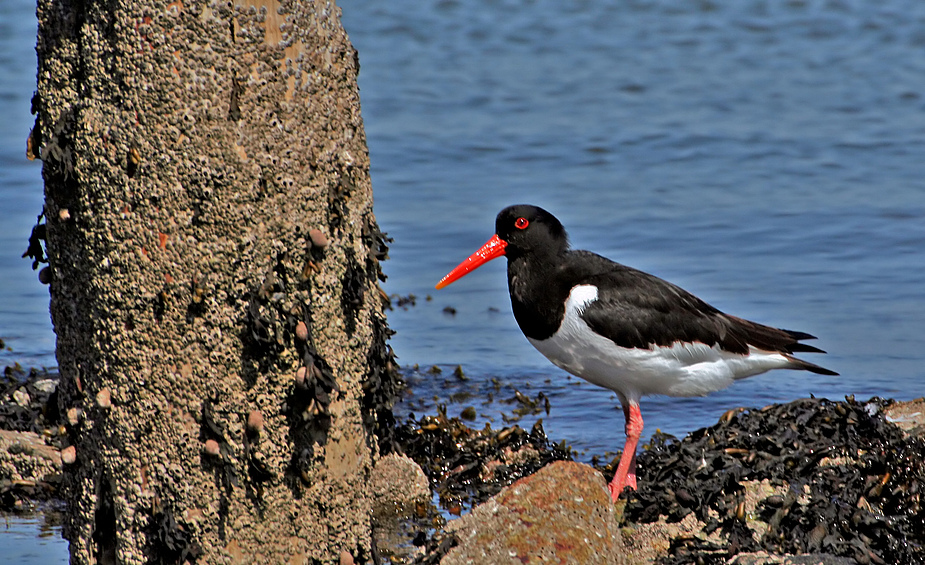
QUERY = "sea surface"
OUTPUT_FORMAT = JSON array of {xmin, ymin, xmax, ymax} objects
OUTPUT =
[{"xmin": 2, "ymin": 0, "xmax": 925, "ymax": 559}]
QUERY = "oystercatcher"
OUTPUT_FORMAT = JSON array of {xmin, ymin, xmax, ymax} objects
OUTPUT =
[{"xmin": 435, "ymin": 204, "xmax": 837, "ymax": 501}]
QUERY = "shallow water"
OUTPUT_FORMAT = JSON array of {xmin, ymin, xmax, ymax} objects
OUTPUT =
[
  {"xmin": 3, "ymin": 0, "xmax": 925, "ymax": 559},
  {"xmin": 0, "ymin": 514, "xmax": 68, "ymax": 562}
]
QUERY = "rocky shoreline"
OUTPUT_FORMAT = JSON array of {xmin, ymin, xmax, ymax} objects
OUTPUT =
[
  {"xmin": 3, "ymin": 365, "xmax": 923, "ymax": 564},
  {"xmin": 0, "ymin": 365, "xmax": 64, "ymax": 514},
  {"xmin": 376, "ymin": 394, "xmax": 925, "ymax": 565}
]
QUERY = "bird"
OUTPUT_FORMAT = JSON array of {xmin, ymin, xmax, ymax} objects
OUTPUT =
[{"xmin": 435, "ymin": 204, "xmax": 837, "ymax": 501}]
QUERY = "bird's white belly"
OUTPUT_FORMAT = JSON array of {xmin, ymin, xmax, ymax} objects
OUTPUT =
[{"xmin": 527, "ymin": 285, "xmax": 794, "ymax": 403}]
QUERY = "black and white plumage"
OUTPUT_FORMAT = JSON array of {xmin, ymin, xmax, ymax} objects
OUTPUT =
[{"xmin": 436, "ymin": 204, "xmax": 836, "ymax": 500}]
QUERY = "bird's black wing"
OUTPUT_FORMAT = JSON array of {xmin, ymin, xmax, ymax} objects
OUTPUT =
[{"xmin": 567, "ymin": 251, "xmax": 830, "ymax": 361}]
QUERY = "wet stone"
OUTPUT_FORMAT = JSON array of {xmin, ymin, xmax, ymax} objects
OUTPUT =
[
  {"xmin": 442, "ymin": 461, "xmax": 628, "ymax": 565},
  {"xmin": 369, "ymin": 453, "xmax": 430, "ymax": 517}
]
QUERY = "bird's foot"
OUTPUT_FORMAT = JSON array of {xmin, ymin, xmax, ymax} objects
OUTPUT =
[{"xmin": 607, "ymin": 472, "xmax": 637, "ymax": 502}]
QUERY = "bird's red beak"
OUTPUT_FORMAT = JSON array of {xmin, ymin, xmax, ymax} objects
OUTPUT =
[{"xmin": 435, "ymin": 234, "xmax": 507, "ymax": 289}]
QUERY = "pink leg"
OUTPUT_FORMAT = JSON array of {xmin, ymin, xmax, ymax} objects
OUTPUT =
[{"xmin": 608, "ymin": 401, "xmax": 643, "ymax": 501}]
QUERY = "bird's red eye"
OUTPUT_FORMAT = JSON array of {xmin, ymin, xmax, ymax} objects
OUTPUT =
[{"xmin": 515, "ymin": 217, "xmax": 529, "ymax": 230}]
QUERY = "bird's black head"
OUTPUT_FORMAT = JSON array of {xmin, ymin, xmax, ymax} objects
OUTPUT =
[
  {"xmin": 495, "ymin": 205, "xmax": 569, "ymax": 258},
  {"xmin": 435, "ymin": 204, "xmax": 569, "ymax": 290}
]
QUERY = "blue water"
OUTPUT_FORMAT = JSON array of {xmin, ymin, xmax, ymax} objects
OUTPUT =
[
  {"xmin": 338, "ymin": 0, "xmax": 925, "ymax": 451},
  {"xmin": 2, "ymin": 0, "xmax": 925, "ymax": 559},
  {"xmin": 0, "ymin": 0, "xmax": 55, "ymax": 371},
  {"xmin": 0, "ymin": 514, "xmax": 68, "ymax": 563}
]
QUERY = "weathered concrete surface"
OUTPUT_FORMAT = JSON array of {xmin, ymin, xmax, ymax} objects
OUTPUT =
[
  {"xmin": 441, "ymin": 461, "xmax": 631, "ymax": 565},
  {"xmin": 33, "ymin": 0, "xmax": 395, "ymax": 562}
]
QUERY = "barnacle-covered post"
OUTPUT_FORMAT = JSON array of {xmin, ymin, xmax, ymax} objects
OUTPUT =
[{"xmin": 33, "ymin": 0, "xmax": 397, "ymax": 562}]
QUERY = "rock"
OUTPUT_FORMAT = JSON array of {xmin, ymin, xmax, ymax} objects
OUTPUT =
[
  {"xmin": 884, "ymin": 397, "xmax": 925, "ymax": 437},
  {"xmin": 0, "ymin": 429, "xmax": 62, "ymax": 469},
  {"xmin": 441, "ymin": 460, "xmax": 631, "ymax": 565},
  {"xmin": 369, "ymin": 454, "xmax": 433, "ymax": 564},
  {"xmin": 12, "ymin": 389, "xmax": 30, "ymax": 407},
  {"xmin": 0, "ymin": 429, "xmax": 64, "ymax": 510},
  {"xmin": 369, "ymin": 453, "xmax": 430, "ymax": 516},
  {"xmin": 32, "ymin": 379, "xmax": 58, "ymax": 394}
]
